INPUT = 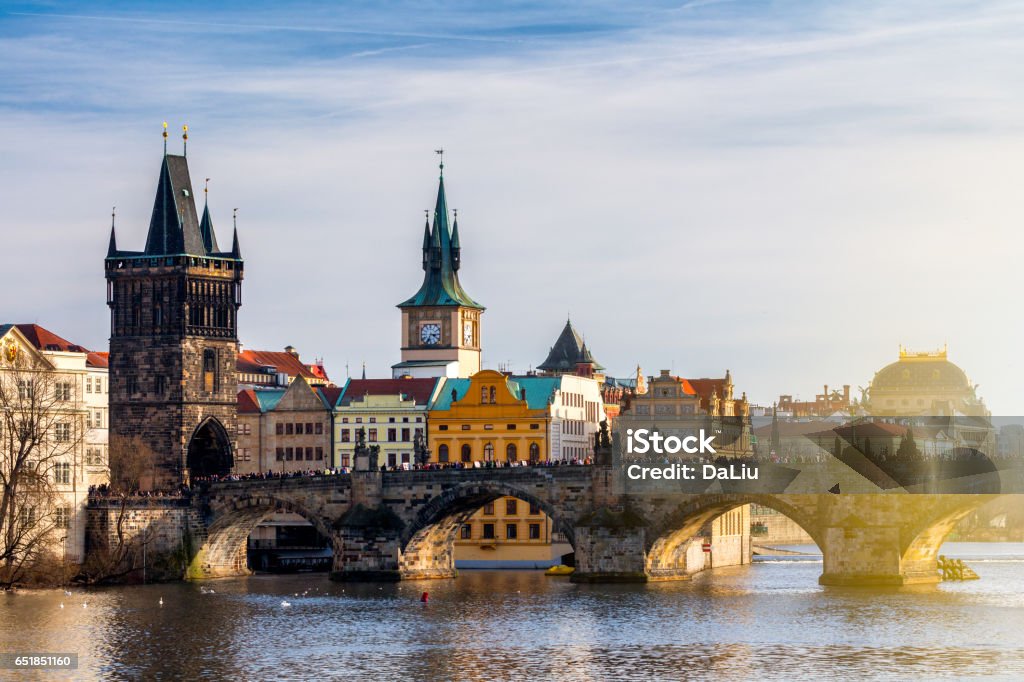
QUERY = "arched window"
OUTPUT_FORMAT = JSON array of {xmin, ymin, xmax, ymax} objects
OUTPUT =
[
  {"xmin": 529, "ymin": 442, "xmax": 540, "ymax": 462},
  {"xmin": 481, "ymin": 386, "xmax": 489, "ymax": 403},
  {"xmin": 461, "ymin": 444, "xmax": 472, "ymax": 463},
  {"xmin": 506, "ymin": 443, "xmax": 517, "ymax": 462},
  {"xmin": 484, "ymin": 443, "xmax": 494, "ymax": 461},
  {"xmin": 438, "ymin": 444, "xmax": 449, "ymax": 463},
  {"xmin": 489, "ymin": 386, "xmax": 496, "ymax": 403}
]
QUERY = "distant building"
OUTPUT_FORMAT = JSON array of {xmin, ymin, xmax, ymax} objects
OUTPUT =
[
  {"xmin": 864, "ymin": 346, "xmax": 988, "ymax": 417},
  {"xmin": 333, "ymin": 378, "xmax": 439, "ymax": 468},
  {"xmin": 777, "ymin": 384, "xmax": 852, "ymax": 418},
  {"xmin": 237, "ymin": 346, "xmax": 330, "ymax": 389},
  {"xmin": 0, "ymin": 324, "xmax": 111, "ymax": 565},
  {"xmin": 618, "ymin": 369, "xmax": 752, "ymax": 457},
  {"xmin": 536, "ymin": 318, "xmax": 605, "ymax": 382},
  {"xmin": 234, "ymin": 376, "xmax": 336, "ymax": 474}
]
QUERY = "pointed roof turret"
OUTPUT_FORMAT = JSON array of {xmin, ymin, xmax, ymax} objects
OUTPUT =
[
  {"xmin": 143, "ymin": 154, "xmax": 206, "ymax": 256},
  {"xmin": 199, "ymin": 203, "xmax": 220, "ymax": 254},
  {"xmin": 231, "ymin": 226, "xmax": 241, "ymax": 259},
  {"xmin": 398, "ymin": 163, "xmax": 483, "ymax": 310},
  {"xmin": 538, "ymin": 318, "xmax": 604, "ymax": 373},
  {"xmin": 107, "ymin": 208, "xmax": 119, "ymax": 258},
  {"xmin": 450, "ymin": 209, "xmax": 461, "ymax": 250}
]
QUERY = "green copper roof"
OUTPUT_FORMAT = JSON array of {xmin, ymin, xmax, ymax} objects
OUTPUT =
[
  {"xmin": 398, "ymin": 175, "xmax": 483, "ymax": 310},
  {"xmin": 428, "ymin": 376, "xmax": 560, "ymax": 411}
]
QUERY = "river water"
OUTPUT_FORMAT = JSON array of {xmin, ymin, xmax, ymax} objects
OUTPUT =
[{"xmin": 2, "ymin": 543, "xmax": 1023, "ymax": 681}]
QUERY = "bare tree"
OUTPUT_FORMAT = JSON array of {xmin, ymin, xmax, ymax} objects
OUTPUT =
[
  {"xmin": 0, "ymin": 347, "xmax": 84, "ymax": 588},
  {"xmin": 80, "ymin": 437, "xmax": 161, "ymax": 584}
]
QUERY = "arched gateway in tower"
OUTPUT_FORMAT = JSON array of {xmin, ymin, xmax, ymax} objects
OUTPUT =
[{"xmin": 105, "ymin": 141, "xmax": 243, "ymax": 490}]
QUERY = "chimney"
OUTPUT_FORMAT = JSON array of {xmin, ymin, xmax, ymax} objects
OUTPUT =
[
  {"xmin": 284, "ymin": 345, "xmax": 298, "ymax": 357},
  {"xmin": 843, "ymin": 385, "xmax": 850, "ymax": 402}
]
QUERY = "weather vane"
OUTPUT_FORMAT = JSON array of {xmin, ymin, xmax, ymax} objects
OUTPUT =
[{"xmin": 435, "ymin": 148, "xmax": 444, "ymax": 176}]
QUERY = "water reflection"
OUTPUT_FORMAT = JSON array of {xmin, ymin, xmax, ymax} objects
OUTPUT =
[{"xmin": 2, "ymin": 544, "xmax": 1023, "ymax": 680}]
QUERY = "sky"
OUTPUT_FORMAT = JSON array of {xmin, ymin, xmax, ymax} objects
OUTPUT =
[{"xmin": 1, "ymin": 1, "xmax": 1023, "ymax": 412}]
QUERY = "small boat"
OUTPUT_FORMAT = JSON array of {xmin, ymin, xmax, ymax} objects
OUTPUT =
[{"xmin": 545, "ymin": 565, "xmax": 574, "ymax": 576}]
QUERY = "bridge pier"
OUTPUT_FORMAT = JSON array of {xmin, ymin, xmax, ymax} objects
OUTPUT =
[{"xmin": 818, "ymin": 524, "xmax": 938, "ymax": 586}]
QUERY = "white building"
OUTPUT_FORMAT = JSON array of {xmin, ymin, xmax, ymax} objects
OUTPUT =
[{"xmin": 0, "ymin": 324, "xmax": 109, "ymax": 567}]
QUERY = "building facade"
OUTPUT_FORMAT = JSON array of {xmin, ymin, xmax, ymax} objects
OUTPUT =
[
  {"xmin": 333, "ymin": 378, "xmax": 438, "ymax": 469},
  {"xmin": 0, "ymin": 325, "xmax": 110, "ymax": 568},
  {"xmin": 105, "ymin": 149, "xmax": 243, "ymax": 489}
]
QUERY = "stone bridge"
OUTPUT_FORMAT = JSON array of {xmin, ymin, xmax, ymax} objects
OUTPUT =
[{"xmin": 183, "ymin": 465, "xmax": 1009, "ymax": 586}]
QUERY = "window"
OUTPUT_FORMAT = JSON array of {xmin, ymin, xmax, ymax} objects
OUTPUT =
[
  {"xmin": 439, "ymin": 424, "xmax": 448, "ymax": 431},
  {"xmin": 484, "ymin": 424, "xmax": 494, "ymax": 430},
  {"xmin": 388, "ymin": 452, "xmax": 397, "ymax": 467},
  {"xmin": 529, "ymin": 443, "xmax": 540, "ymax": 461},
  {"xmin": 315, "ymin": 423, "xmax": 323, "ymax": 435},
  {"xmin": 285, "ymin": 423, "xmax": 294, "ymax": 435},
  {"xmin": 55, "ymin": 506, "xmax": 71, "ymax": 529},
  {"xmin": 20, "ymin": 507, "xmax": 36, "ymax": 527},
  {"xmin": 482, "ymin": 523, "xmax": 495, "ymax": 540},
  {"xmin": 315, "ymin": 447, "xmax": 324, "ymax": 460},
  {"xmin": 276, "ymin": 423, "xmax": 285, "ymax": 435},
  {"xmin": 505, "ymin": 499, "xmax": 517, "ymax": 515},
  {"xmin": 481, "ymin": 386, "xmax": 489, "ymax": 403},
  {"xmin": 506, "ymin": 443, "xmax": 517, "ymax": 462},
  {"xmin": 286, "ymin": 447, "xmax": 294, "ymax": 460},
  {"xmin": 461, "ymin": 424, "xmax": 470, "ymax": 431},
  {"xmin": 155, "ymin": 375, "xmax": 166, "ymax": 395},
  {"xmin": 529, "ymin": 503, "xmax": 540, "ymax": 516},
  {"xmin": 530, "ymin": 423, "xmax": 540, "ymax": 430},
  {"xmin": 18, "ymin": 380, "xmax": 34, "ymax": 400},
  {"xmin": 387, "ymin": 428, "xmax": 397, "ymax": 442},
  {"xmin": 305, "ymin": 423, "xmax": 314, "ymax": 434},
  {"xmin": 93, "ymin": 410, "xmax": 103, "ymax": 429},
  {"xmin": 55, "ymin": 423, "xmax": 71, "ymax": 443},
  {"xmin": 368, "ymin": 429, "xmax": 377, "ymax": 442},
  {"xmin": 461, "ymin": 444, "xmax": 472, "ymax": 462},
  {"xmin": 356, "ymin": 417, "xmax": 363, "ymax": 424},
  {"xmin": 438, "ymin": 444, "xmax": 449, "ymax": 462},
  {"xmin": 276, "ymin": 447, "xmax": 284, "ymax": 461},
  {"xmin": 55, "ymin": 382, "xmax": 73, "ymax": 401},
  {"xmin": 529, "ymin": 523, "xmax": 541, "ymax": 539},
  {"xmin": 489, "ymin": 387, "xmax": 496, "ymax": 404},
  {"xmin": 341, "ymin": 429, "xmax": 350, "ymax": 443},
  {"xmin": 483, "ymin": 502, "xmax": 494, "ymax": 515},
  {"xmin": 203, "ymin": 349, "xmax": 217, "ymax": 392},
  {"xmin": 484, "ymin": 443, "xmax": 494, "ymax": 461},
  {"xmin": 240, "ymin": 448, "xmax": 251, "ymax": 461},
  {"xmin": 54, "ymin": 462, "xmax": 71, "ymax": 485},
  {"xmin": 506, "ymin": 523, "xmax": 518, "ymax": 540},
  {"xmin": 369, "ymin": 417, "xmax": 377, "ymax": 424},
  {"xmin": 342, "ymin": 417, "xmax": 350, "ymax": 424},
  {"xmin": 401, "ymin": 452, "xmax": 410, "ymax": 464},
  {"xmin": 507, "ymin": 424, "xmax": 516, "ymax": 430},
  {"xmin": 401, "ymin": 428, "xmax": 410, "ymax": 441},
  {"xmin": 389, "ymin": 417, "xmax": 396, "ymax": 423},
  {"xmin": 460, "ymin": 524, "xmax": 472, "ymax": 539},
  {"xmin": 86, "ymin": 377, "xmax": 93, "ymax": 394}
]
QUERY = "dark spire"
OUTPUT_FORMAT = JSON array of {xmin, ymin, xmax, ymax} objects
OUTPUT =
[
  {"xmin": 398, "ymin": 162, "xmax": 483, "ymax": 310},
  {"xmin": 143, "ymin": 154, "xmax": 206, "ymax": 256},
  {"xmin": 199, "ymin": 199, "xmax": 220, "ymax": 254},
  {"xmin": 421, "ymin": 210, "xmax": 431, "ymax": 271},
  {"xmin": 107, "ymin": 207, "xmax": 118, "ymax": 258},
  {"xmin": 450, "ymin": 208, "xmax": 461, "ymax": 271}
]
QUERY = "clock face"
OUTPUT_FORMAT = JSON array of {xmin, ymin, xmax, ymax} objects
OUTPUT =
[
  {"xmin": 463, "ymin": 321, "xmax": 473, "ymax": 345},
  {"xmin": 420, "ymin": 323, "xmax": 441, "ymax": 345}
]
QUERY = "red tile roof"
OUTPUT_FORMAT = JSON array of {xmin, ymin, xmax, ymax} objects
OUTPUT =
[
  {"xmin": 14, "ymin": 324, "xmax": 90, "ymax": 353},
  {"xmin": 237, "ymin": 389, "xmax": 261, "ymax": 414},
  {"xmin": 340, "ymin": 378, "xmax": 439, "ymax": 407},
  {"xmin": 318, "ymin": 386, "xmax": 344, "ymax": 408},
  {"xmin": 86, "ymin": 351, "xmax": 109, "ymax": 368},
  {"xmin": 237, "ymin": 349, "xmax": 329, "ymax": 383}
]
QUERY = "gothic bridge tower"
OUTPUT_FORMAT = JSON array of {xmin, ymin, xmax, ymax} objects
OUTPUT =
[{"xmin": 105, "ymin": 133, "xmax": 243, "ymax": 489}]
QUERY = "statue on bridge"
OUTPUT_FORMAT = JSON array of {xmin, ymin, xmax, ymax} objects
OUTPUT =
[
  {"xmin": 594, "ymin": 419, "xmax": 613, "ymax": 465},
  {"xmin": 414, "ymin": 431, "xmax": 430, "ymax": 466}
]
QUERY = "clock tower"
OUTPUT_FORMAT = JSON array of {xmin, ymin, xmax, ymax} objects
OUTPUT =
[{"xmin": 393, "ymin": 160, "xmax": 484, "ymax": 378}]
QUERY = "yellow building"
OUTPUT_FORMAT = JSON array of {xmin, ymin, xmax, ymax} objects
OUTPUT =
[
  {"xmin": 428, "ymin": 370, "xmax": 551, "ymax": 464},
  {"xmin": 428, "ymin": 370, "xmax": 562, "ymax": 566},
  {"xmin": 864, "ymin": 346, "xmax": 989, "ymax": 417}
]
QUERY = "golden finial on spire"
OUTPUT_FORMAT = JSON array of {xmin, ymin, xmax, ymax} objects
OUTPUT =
[
  {"xmin": 162, "ymin": 121, "xmax": 168, "ymax": 154},
  {"xmin": 182, "ymin": 124, "xmax": 189, "ymax": 157},
  {"xmin": 205, "ymin": 177, "xmax": 210, "ymax": 197}
]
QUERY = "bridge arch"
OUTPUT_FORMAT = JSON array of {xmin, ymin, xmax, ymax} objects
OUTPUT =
[
  {"xmin": 644, "ymin": 494, "xmax": 823, "ymax": 580},
  {"xmin": 898, "ymin": 494, "xmax": 1005, "ymax": 578},
  {"xmin": 398, "ymin": 481, "xmax": 575, "ymax": 580},
  {"xmin": 192, "ymin": 493, "xmax": 338, "ymax": 579}
]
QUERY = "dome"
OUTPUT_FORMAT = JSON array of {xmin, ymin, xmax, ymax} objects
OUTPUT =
[{"xmin": 870, "ymin": 357, "xmax": 970, "ymax": 393}]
